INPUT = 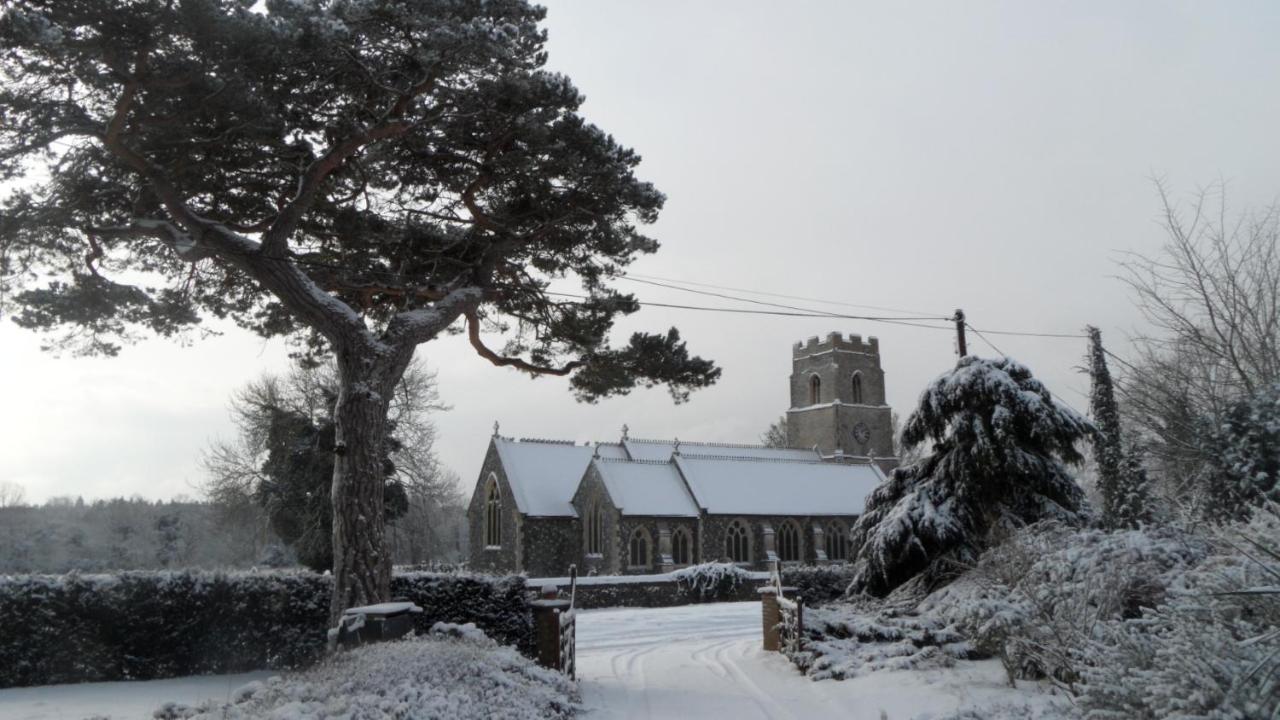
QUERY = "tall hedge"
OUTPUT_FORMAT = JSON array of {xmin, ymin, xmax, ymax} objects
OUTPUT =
[{"xmin": 0, "ymin": 570, "xmax": 531, "ymax": 688}]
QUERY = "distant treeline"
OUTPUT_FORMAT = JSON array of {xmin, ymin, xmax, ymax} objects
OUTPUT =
[{"xmin": 0, "ymin": 495, "xmax": 467, "ymax": 574}]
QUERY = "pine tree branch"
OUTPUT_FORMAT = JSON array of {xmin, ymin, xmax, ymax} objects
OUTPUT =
[{"xmin": 464, "ymin": 307, "xmax": 584, "ymax": 377}]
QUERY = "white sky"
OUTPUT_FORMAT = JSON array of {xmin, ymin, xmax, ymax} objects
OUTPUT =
[{"xmin": 4, "ymin": 0, "xmax": 1280, "ymax": 504}]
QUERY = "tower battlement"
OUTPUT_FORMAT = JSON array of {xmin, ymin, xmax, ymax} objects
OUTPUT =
[{"xmin": 793, "ymin": 331, "xmax": 879, "ymax": 358}]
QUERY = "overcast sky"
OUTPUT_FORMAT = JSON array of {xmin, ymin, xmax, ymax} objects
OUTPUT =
[{"xmin": 4, "ymin": 1, "xmax": 1280, "ymax": 504}]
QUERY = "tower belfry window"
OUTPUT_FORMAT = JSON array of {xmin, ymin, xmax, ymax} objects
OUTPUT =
[
  {"xmin": 809, "ymin": 375, "xmax": 821, "ymax": 405},
  {"xmin": 852, "ymin": 373, "xmax": 864, "ymax": 404}
]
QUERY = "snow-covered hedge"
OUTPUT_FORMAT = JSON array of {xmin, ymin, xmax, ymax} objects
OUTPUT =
[
  {"xmin": 156, "ymin": 623, "xmax": 577, "ymax": 720},
  {"xmin": 779, "ymin": 564, "xmax": 856, "ymax": 606},
  {"xmin": 672, "ymin": 562, "xmax": 751, "ymax": 599},
  {"xmin": 0, "ymin": 570, "xmax": 532, "ymax": 688}
]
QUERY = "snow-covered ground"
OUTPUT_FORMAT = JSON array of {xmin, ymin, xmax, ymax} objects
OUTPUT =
[
  {"xmin": 0, "ymin": 601, "xmax": 1060, "ymax": 720},
  {"xmin": 576, "ymin": 601, "xmax": 1060, "ymax": 720},
  {"xmin": 0, "ymin": 671, "xmax": 273, "ymax": 720}
]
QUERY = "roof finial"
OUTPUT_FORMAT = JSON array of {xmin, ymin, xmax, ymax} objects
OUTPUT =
[
  {"xmin": 673, "ymin": 437, "xmax": 681, "ymax": 455},
  {"xmin": 621, "ymin": 423, "xmax": 630, "ymax": 441},
  {"xmin": 492, "ymin": 420, "xmax": 500, "ymax": 438},
  {"xmin": 593, "ymin": 442, "xmax": 601, "ymax": 459}
]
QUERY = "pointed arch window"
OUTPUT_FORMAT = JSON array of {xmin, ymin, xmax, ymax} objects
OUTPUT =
[
  {"xmin": 825, "ymin": 520, "xmax": 849, "ymax": 561},
  {"xmin": 809, "ymin": 375, "xmax": 822, "ymax": 405},
  {"xmin": 672, "ymin": 526, "xmax": 692, "ymax": 566},
  {"xmin": 628, "ymin": 527, "xmax": 650, "ymax": 569},
  {"xmin": 852, "ymin": 373, "xmax": 864, "ymax": 404},
  {"xmin": 586, "ymin": 502, "xmax": 604, "ymax": 556},
  {"xmin": 778, "ymin": 519, "xmax": 802, "ymax": 562},
  {"xmin": 484, "ymin": 474, "xmax": 502, "ymax": 548},
  {"xmin": 726, "ymin": 519, "xmax": 751, "ymax": 563}
]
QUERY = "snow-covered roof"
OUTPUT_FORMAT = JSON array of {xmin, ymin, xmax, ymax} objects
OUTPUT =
[
  {"xmin": 594, "ymin": 459, "xmax": 700, "ymax": 517},
  {"xmin": 674, "ymin": 455, "xmax": 884, "ymax": 516},
  {"xmin": 622, "ymin": 438, "xmax": 819, "ymax": 463},
  {"xmin": 492, "ymin": 438, "xmax": 602, "ymax": 517},
  {"xmin": 491, "ymin": 434, "xmax": 882, "ymax": 518}
]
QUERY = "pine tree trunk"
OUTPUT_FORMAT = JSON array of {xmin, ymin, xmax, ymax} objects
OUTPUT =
[{"xmin": 327, "ymin": 349, "xmax": 411, "ymax": 628}]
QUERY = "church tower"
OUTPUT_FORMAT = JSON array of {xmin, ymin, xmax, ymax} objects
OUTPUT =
[{"xmin": 786, "ymin": 332, "xmax": 895, "ymax": 462}]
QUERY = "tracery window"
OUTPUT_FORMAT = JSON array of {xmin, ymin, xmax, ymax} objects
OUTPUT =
[
  {"xmin": 628, "ymin": 527, "xmax": 650, "ymax": 569},
  {"xmin": 726, "ymin": 519, "xmax": 751, "ymax": 563},
  {"xmin": 672, "ymin": 527, "xmax": 692, "ymax": 565},
  {"xmin": 825, "ymin": 521, "xmax": 849, "ymax": 561},
  {"xmin": 586, "ymin": 502, "xmax": 604, "ymax": 555},
  {"xmin": 809, "ymin": 375, "xmax": 822, "ymax": 404},
  {"xmin": 484, "ymin": 474, "xmax": 502, "ymax": 548},
  {"xmin": 852, "ymin": 373, "xmax": 864, "ymax": 404},
  {"xmin": 777, "ymin": 520, "xmax": 801, "ymax": 562}
]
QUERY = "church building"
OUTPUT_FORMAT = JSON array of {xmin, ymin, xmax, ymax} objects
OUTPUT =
[{"xmin": 466, "ymin": 332, "xmax": 898, "ymax": 577}]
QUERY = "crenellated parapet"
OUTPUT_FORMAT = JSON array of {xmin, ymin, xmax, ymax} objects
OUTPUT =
[{"xmin": 792, "ymin": 331, "xmax": 879, "ymax": 358}]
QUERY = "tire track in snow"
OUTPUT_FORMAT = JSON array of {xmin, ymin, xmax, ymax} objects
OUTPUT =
[
  {"xmin": 688, "ymin": 637, "xmax": 736, "ymax": 680},
  {"xmin": 713, "ymin": 638, "xmax": 799, "ymax": 720}
]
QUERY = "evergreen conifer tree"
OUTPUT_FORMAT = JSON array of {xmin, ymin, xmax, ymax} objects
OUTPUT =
[
  {"xmin": 848, "ymin": 356, "xmax": 1092, "ymax": 597},
  {"xmin": 0, "ymin": 0, "xmax": 719, "ymax": 623},
  {"xmin": 1087, "ymin": 326, "xmax": 1151, "ymax": 528}
]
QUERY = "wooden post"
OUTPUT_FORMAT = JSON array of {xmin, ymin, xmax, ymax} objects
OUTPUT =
[
  {"xmin": 531, "ymin": 584, "xmax": 570, "ymax": 672},
  {"xmin": 954, "ymin": 309, "xmax": 968, "ymax": 358}
]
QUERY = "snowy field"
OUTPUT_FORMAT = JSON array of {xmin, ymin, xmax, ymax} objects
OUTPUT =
[
  {"xmin": 0, "ymin": 671, "xmax": 273, "ymax": 720},
  {"xmin": 576, "ymin": 601, "xmax": 1060, "ymax": 720}
]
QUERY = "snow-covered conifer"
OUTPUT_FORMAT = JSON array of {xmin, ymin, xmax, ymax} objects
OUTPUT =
[
  {"xmin": 847, "ymin": 356, "xmax": 1092, "ymax": 597},
  {"xmin": 1208, "ymin": 383, "xmax": 1280, "ymax": 518},
  {"xmin": 1087, "ymin": 326, "xmax": 1151, "ymax": 528}
]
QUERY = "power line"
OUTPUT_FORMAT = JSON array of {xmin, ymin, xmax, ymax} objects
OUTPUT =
[
  {"xmin": 622, "ymin": 271, "xmax": 948, "ymax": 319},
  {"xmin": 965, "ymin": 323, "xmax": 1009, "ymax": 357},
  {"xmin": 616, "ymin": 275, "xmax": 952, "ymax": 323},
  {"xmin": 151, "ymin": 240, "xmax": 1104, "ymax": 346},
  {"xmin": 535, "ymin": 289, "xmax": 957, "ymax": 329}
]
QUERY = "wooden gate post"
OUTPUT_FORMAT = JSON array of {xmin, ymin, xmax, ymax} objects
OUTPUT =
[{"xmin": 531, "ymin": 584, "xmax": 570, "ymax": 671}]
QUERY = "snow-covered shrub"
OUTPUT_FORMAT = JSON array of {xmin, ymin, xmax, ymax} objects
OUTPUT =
[
  {"xmin": 1207, "ymin": 383, "xmax": 1280, "ymax": 519},
  {"xmin": 795, "ymin": 595, "xmax": 976, "ymax": 680},
  {"xmin": 781, "ymin": 564, "xmax": 856, "ymax": 606},
  {"xmin": 158, "ymin": 628, "xmax": 577, "ymax": 720},
  {"xmin": 0, "ymin": 569, "xmax": 532, "ymax": 688},
  {"xmin": 849, "ymin": 357, "xmax": 1092, "ymax": 597},
  {"xmin": 1077, "ymin": 506, "xmax": 1280, "ymax": 719},
  {"xmin": 920, "ymin": 521, "xmax": 1210, "ymax": 688},
  {"xmin": 672, "ymin": 562, "xmax": 750, "ymax": 600}
]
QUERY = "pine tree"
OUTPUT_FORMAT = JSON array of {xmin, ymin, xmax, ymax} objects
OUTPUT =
[
  {"xmin": 848, "ymin": 356, "xmax": 1092, "ymax": 597},
  {"xmin": 1087, "ymin": 326, "xmax": 1151, "ymax": 528},
  {"xmin": 0, "ymin": 0, "xmax": 719, "ymax": 623}
]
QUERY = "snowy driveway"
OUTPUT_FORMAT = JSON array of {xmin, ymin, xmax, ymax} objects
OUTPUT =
[{"xmin": 575, "ymin": 601, "xmax": 1046, "ymax": 720}]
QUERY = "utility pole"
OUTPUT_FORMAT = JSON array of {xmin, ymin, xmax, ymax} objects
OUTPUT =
[{"xmin": 953, "ymin": 309, "xmax": 967, "ymax": 358}]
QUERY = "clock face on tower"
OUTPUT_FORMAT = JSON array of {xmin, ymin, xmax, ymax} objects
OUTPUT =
[{"xmin": 853, "ymin": 422, "xmax": 871, "ymax": 445}]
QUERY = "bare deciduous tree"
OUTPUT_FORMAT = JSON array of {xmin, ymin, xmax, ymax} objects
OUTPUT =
[
  {"xmin": 0, "ymin": 481, "xmax": 27, "ymax": 509},
  {"xmin": 1118, "ymin": 183, "xmax": 1280, "ymax": 511}
]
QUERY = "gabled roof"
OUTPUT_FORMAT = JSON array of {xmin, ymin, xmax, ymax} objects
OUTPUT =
[
  {"xmin": 593, "ymin": 459, "xmax": 700, "ymax": 517},
  {"xmin": 673, "ymin": 455, "xmax": 885, "ymax": 516},
  {"xmin": 490, "ymin": 434, "xmax": 885, "ymax": 519},
  {"xmin": 492, "ymin": 438, "xmax": 623, "ymax": 517}
]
